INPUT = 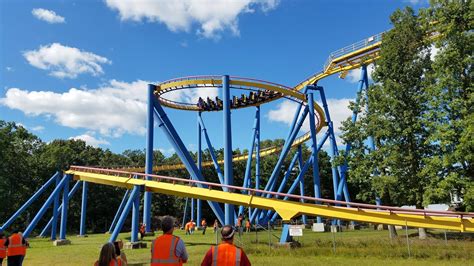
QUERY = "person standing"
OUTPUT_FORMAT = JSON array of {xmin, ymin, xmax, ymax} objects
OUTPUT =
[
  {"xmin": 5, "ymin": 229, "xmax": 27, "ymax": 266},
  {"xmin": 94, "ymin": 242, "xmax": 127, "ymax": 266},
  {"xmin": 190, "ymin": 220, "xmax": 195, "ymax": 235},
  {"xmin": 201, "ymin": 219, "xmax": 207, "ymax": 235},
  {"xmin": 236, "ymin": 214, "xmax": 244, "ymax": 237},
  {"xmin": 0, "ymin": 232, "xmax": 6, "ymax": 265},
  {"xmin": 200, "ymin": 225, "xmax": 251, "ymax": 266},
  {"xmin": 213, "ymin": 220, "xmax": 219, "ymax": 233},
  {"xmin": 245, "ymin": 220, "xmax": 251, "ymax": 233},
  {"xmin": 151, "ymin": 216, "xmax": 188, "ymax": 266},
  {"xmin": 139, "ymin": 223, "xmax": 146, "ymax": 240}
]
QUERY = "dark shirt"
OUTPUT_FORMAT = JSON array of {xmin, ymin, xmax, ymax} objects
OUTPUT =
[{"xmin": 201, "ymin": 245, "xmax": 251, "ymax": 266}]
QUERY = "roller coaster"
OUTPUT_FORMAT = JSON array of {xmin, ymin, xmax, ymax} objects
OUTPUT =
[{"xmin": 2, "ymin": 31, "xmax": 473, "ymax": 246}]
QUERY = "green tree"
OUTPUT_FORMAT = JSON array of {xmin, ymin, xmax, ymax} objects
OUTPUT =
[
  {"xmin": 341, "ymin": 7, "xmax": 433, "ymax": 238},
  {"xmin": 421, "ymin": 0, "xmax": 474, "ymax": 211}
]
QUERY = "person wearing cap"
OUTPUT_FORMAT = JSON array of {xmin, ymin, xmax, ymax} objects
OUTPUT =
[
  {"xmin": 151, "ymin": 216, "xmax": 188, "ymax": 266},
  {"xmin": 200, "ymin": 225, "xmax": 251, "ymax": 266}
]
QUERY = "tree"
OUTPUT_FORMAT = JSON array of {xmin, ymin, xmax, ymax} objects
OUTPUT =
[
  {"xmin": 341, "ymin": 7, "xmax": 433, "ymax": 238},
  {"xmin": 421, "ymin": 0, "xmax": 474, "ymax": 211}
]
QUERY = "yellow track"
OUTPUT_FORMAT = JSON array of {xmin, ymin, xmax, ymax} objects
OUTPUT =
[
  {"xmin": 121, "ymin": 34, "xmax": 382, "ymax": 173},
  {"xmin": 67, "ymin": 169, "xmax": 474, "ymax": 232}
]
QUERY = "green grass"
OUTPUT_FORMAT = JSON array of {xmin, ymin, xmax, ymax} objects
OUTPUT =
[{"xmin": 19, "ymin": 228, "xmax": 474, "ymax": 266}]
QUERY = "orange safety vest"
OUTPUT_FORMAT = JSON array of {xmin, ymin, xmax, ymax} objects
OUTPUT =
[
  {"xmin": 7, "ymin": 234, "xmax": 26, "ymax": 256},
  {"xmin": 245, "ymin": 221, "xmax": 250, "ymax": 228},
  {"xmin": 151, "ymin": 234, "xmax": 182, "ymax": 266},
  {"xmin": 211, "ymin": 243, "xmax": 241, "ymax": 266},
  {"xmin": 0, "ymin": 238, "xmax": 6, "ymax": 258}
]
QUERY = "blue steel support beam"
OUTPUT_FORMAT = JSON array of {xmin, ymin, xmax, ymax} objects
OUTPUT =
[
  {"xmin": 143, "ymin": 84, "xmax": 155, "ymax": 232},
  {"xmin": 59, "ymin": 174, "xmax": 71, "ymax": 240},
  {"xmin": 255, "ymin": 106, "xmax": 261, "ymax": 195},
  {"xmin": 270, "ymin": 155, "xmax": 314, "ymax": 222},
  {"xmin": 223, "ymin": 75, "xmax": 234, "ymax": 225},
  {"xmin": 238, "ymin": 107, "xmax": 259, "ymax": 215},
  {"xmin": 307, "ymin": 91, "xmax": 322, "ymax": 223},
  {"xmin": 264, "ymin": 130, "xmax": 330, "ymax": 222},
  {"xmin": 264, "ymin": 106, "xmax": 309, "ymax": 196},
  {"xmin": 108, "ymin": 190, "xmax": 130, "ymax": 233},
  {"xmin": 182, "ymin": 198, "xmax": 188, "ymax": 227},
  {"xmin": 131, "ymin": 184, "xmax": 140, "ymax": 242},
  {"xmin": 197, "ymin": 112, "xmax": 202, "ymax": 225},
  {"xmin": 109, "ymin": 186, "xmax": 140, "ymax": 243},
  {"xmin": 198, "ymin": 116, "xmax": 224, "ymax": 184},
  {"xmin": 51, "ymin": 174, "xmax": 61, "ymax": 239},
  {"xmin": 23, "ymin": 174, "xmax": 68, "ymax": 238},
  {"xmin": 152, "ymin": 101, "xmax": 225, "ymax": 224},
  {"xmin": 1, "ymin": 172, "xmax": 59, "ymax": 232},
  {"xmin": 39, "ymin": 181, "xmax": 82, "ymax": 238},
  {"xmin": 79, "ymin": 181, "xmax": 88, "ymax": 236},
  {"xmin": 254, "ymin": 105, "xmax": 309, "ymax": 221},
  {"xmin": 297, "ymin": 145, "xmax": 307, "ymax": 224}
]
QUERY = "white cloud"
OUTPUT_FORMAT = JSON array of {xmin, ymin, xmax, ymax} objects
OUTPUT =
[
  {"xmin": 6, "ymin": 67, "xmax": 14, "ymax": 72},
  {"xmin": 266, "ymin": 98, "xmax": 353, "ymax": 147},
  {"xmin": 105, "ymin": 0, "xmax": 279, "ymax": 39},
  {"xmin": 164, "ymin": 87, "xmax": 219, "ymax": 104},
  {"xmin": 1, "ymin": 80, "xmax": 150, "ymax": 137},
  {"xmin": 70, "ymin": 132, "xmax": 110, "ymax": 147},
  {"xmin": 430, "ymin": 44, "xmax": 440, "ymax": 61},
  {"xmin": 32, "ymin": 8, "xmax": 65, "ymax": 24},
  {"xmin": 346, "ymin": 64, "xmax": 375, "ymax": 83},
  {"xmin": 23, "ymin": 43, "xmax": 111, "ymax": 79},
  {"xmin": 31, "ymin": 125, "xmax": 45, "ymax": 132}
]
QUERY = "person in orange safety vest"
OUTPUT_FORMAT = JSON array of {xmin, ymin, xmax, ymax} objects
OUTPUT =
[
  {"xmin": 151, "ymin": 216, "xmax": 188, "ymax": 266},
  {"xmin": 5, "ymin": 229, "xmax": 28, "ymax": 266},
  {"xmin": 0, "ymin": 232, "xmax": 6, "ymax": 265},
  {"xmin": 200, "ymin": 225, "xmax": 251, "ymax": 266}
]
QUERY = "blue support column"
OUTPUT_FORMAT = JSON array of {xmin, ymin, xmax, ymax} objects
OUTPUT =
[
  {"xmin": 223, "ymin": 75, "xmax": 234, "ymax": 225},
  {"xmin": 39, "ymin": 181, "xmax": 82, "ymax": 238},
  {"xmin": 59, "ymin": 174, "xmax": 71, "ymax": 240},
  {"xmin": 108, "ymin": 190, "xmax": 130, "ymax": 233},
  {"xmin": 255, "ymin": 106, "xmax": 261, "ymax": 195},
  {"xmin": 182, "ymin": 198, "xmax": 188, "ymax": 227},
  {"xmin": 109, "ymin": 186, "xmax": 140, "ymax": 243},
  {"xmin": 143, "ymin": 84, "xmax": 155, "ymax": 232},
  {"xmin": 152, "ymin": 102, "xmax": 225, "ymax": 224},
  {"xmin": 197, "ymin": 112, "xmax": 202, "ymax": 225},
  {"xmin": 297, "ymin": 145, "xmax": 307, "ymax": 224},
  {"xmin": 1, "ymin": 172, "xmax": 59, "ymax": 232},
  {"xmin": 191, "ymin": 199, "xmax": 195, "ymax": 221},
  {"xmin": 238, "ymin": 107, "xmax": 259, "ymax": 215},
  {"xmin": 23, "ymin": 174, "xmax": 68, "ymax": 238},
  {"xmin": 307, "ymin": 91, "xmax": 322, "ymax": 223},
  {"xmin": 79, "ymin": 181, "xmax": 88, "ymax": 236},
  {"xmin": 199, "ymin": 116, "xmax": 224, "ymax": 184},
  {"xmin": 131, "ymin": 184, "xmax": 140, "ymax": 242},
  {"xmin": 51, "ymin": 174, "xmax": 61, "ymax": 239}
]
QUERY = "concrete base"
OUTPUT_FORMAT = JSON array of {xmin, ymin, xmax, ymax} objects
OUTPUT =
[
  {"xmin": 348, "ymin": 224, "xmax": 361, "ymax": 230},
  {"xmin": 377, "ymin": 224, "xmax": 388, "ymax": 231},
  {"xmin": 53, "ymin": 239, "xmax": 71, "ymax": 246},
  {"xmin": 330, "ymin": 225, "xmax": 342, "ymax": 233},
  {"xmin": 124, "ymin": 242, "xmax": 147, "ymax": 249},
  {"xmin": 77, "ymin": 234, "xmax": 88, "ymax": 237}
]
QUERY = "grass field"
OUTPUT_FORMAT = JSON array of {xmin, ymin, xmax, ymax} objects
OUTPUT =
[{"xmin": 18, "ymin": 227, "xmax": 474, "ymax": 266}]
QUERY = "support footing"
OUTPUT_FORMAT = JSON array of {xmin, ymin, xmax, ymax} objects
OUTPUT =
[
  {"xmin": 124, "ymin": 242, "xmax": 147, "ymax": 249},
  {"xmin": 53, "ymin": 239, "xmax": 71, "ymax": 246}
]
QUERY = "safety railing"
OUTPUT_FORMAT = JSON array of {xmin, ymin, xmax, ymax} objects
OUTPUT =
[
  {"xmin": 69, "ymin": 166, "xmax": 474, "ymax": 219},
  {"xmin": 323, "ymin": 32, "xmax": 384, "ymax": 71}
]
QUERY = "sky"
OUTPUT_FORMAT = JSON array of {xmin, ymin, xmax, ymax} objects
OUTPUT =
[{"xmin": 0, "ymin": 0, "xmax": 430, "ymax": 156}]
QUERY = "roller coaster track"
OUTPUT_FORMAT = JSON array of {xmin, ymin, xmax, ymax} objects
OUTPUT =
[
  {"xmin": 119, "ymin": 32, "xmax": 383, "ymax": 173},
  {"xmin": 67, "ymin": 166, "xmax": 474, "ymax": 232}
]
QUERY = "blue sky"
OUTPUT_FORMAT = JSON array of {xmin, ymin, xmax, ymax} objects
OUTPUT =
[{"xmin": 0, "ymin": 0, "xmax": 428, "ymax": 155}]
